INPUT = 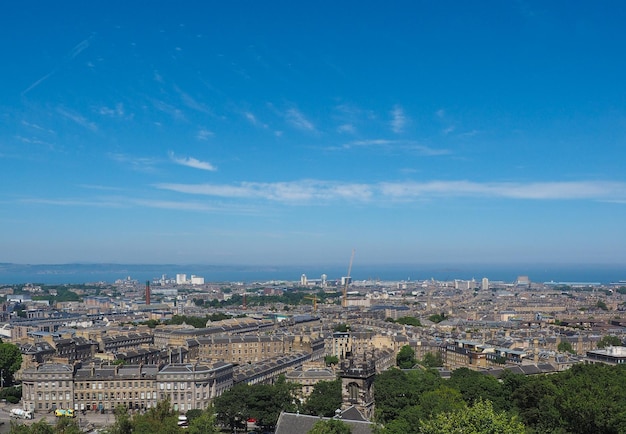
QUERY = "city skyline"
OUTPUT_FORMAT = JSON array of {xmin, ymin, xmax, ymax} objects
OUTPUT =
[{"xmin": 2, "ymin": 1, "xmax": 626, "ymax": 266}]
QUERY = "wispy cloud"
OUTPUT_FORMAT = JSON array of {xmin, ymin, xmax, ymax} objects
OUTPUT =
[
  {"xmin": 57, "ymin": 107, "xmax": 98, "ymax": 131},
  {"xmin": 339, "ymin": 139, "xmax": 450, "ymax": 156},
  {"xmin": 150, "ymin": 98, "xmax": 186, "ymax": 121},
  {"xmin": 391, "ymin": 105, "xmax": 406, "ymax": 133},
  {"xmin": 169, "ymin": 152, "xmax": 217, "ymax": 171},
  {"xmin": 22, "ymin": 70, "xmax": 56, "ymax": 96},
  {"xmin": 21, "ymin": 121, "xmax": 56, "ymax": 135},
  {"xmin": 22, "ymin": 36, "xmax": 92, "ymax": 96},
  {"xmin": 78, "ymin": 184, "xmax": 125, "ymax": 192},
  {"xmin": 337, "ymin": 124, "xmax": 355, "ymax": 134},
  {"xmin": 155, "ymin": 180, "xmax": 372, "ymax": 202},
  {"xmin": 19, "ymin": 196, "xmax": 259, "ymax": 215},
  {"xmin": 196, "ymin": 129, "xmax": 214, "ymax": 141},
  {"xmin": 68, "ymin": 38, "xmax": 90, "ymax": 59},
  {"xmin": 243, "ymin": 111, "xmax": 268, "ymax": 129},
  {"xmin": 15, "ymin": 135, "xmax": 55, "ymax": 150},
  {"xmin": 174, "ymin": 86, "xmax": 212, "ymax": 114},
  {"xmin": 285, "ymin": 108, "xmax": 315, "ymax": 131},
  {"xmin": 154, "ymin": 179, "xmax": 626, "ymax": 204},
  {"xmin": 108, "ymin": 153, "xmax": 158, "ymax": 172},
  {"xmin": 378, "ymin": 180, "xmax": 626, "ymax": 200},
  {"xmin": 97, "ymin": 103, "xmax": 125, "ymax": 118}
]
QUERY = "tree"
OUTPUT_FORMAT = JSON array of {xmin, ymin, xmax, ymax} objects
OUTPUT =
[
  {"xmin": 214, "ymin": 383, "xmax": 251, "ymax": 432},
  {"xmin": 421, "ymin": 352, "xmax": 443, "ymax": 368},
  {"xmin": 248, "ymin": 376, "xmax": 300, "ymax": 430},
  {"xmin": 54, "ymin": 417, "xmax": 82, "ymax": 434},
  {"xmin": 428, "ymin": 313, "xmax": 446, "ymax": 323},
  {"xmin": 396, "ymin": 317, "xmax": 422, "ymax": 327},
  {"xmin": 597, "ymin": 335, "xmax": 622, "ymax": 348},
  {"xmin": 185, "ymin": 409, "xmax": 204, "ymax": 424},
  {"xmin": 131, "ymin": 397, "xmax": 180, "ymax": 434},
  {"xmin": 324, "ymin": 355, "xmax": 339, "ymax": 367},
  {"xmin": 107, "ymin": 405, "xmax": 132, "ymax": 434},
  {"xmin": 187, "ymin": 407, "xmax": 219, "ymax": 434},
  {"xmin": 418, "ymin": 386, "xmax": 466, "ymax": 420},
  {"xmin": 557, "ymin": 341, "xmax": 575, "ymax": 354},
  {"xmin": 303, "ymin": 379, "xmax": 342, "ymax": 417},
  {"xmin": 419, "ymin": 399, "xmax": 525, "ymax": 434},
  {"xmin": 333, "ymin": 324, "xmax": 350, "ymax": 332},
  {"xmin": 9, "ymin": 420, "xmax": 55, "ymax": 434},
  {"xmin": 374, "ymin": 369, "xmax": 416, "ymax": 423},
  {"xmin": 308, "ymin": 419, "xmax": 352, "ymax": 434},
  {"xmin": 448, "ymin": 368, "xmax": 508, "ymax": 412},
  {"xmin": 396, "ymin": 345, "xmax": 416, "ymax": 369},
  {"xmin": 0, "ymin": 342, "xmax": 22, "ymax": 385}
]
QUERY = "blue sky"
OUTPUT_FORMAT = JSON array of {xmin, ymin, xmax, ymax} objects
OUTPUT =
[{"xmin": 1, "ymin": 1, "xmax": 626, "ymax": 266}]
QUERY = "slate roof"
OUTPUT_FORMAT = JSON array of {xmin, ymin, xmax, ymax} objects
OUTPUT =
[{"xmin": 275, "ymin": 409, "xmax": 374, "ymax": 434}]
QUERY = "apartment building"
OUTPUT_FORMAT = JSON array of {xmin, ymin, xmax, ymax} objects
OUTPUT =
[
  {"xmin": 20, "ymin": 361, "xmax": 233, "ymax": 414},
  {"xmin": 196, "ymin": 334, "xmax": 325, "ymax": 364}
]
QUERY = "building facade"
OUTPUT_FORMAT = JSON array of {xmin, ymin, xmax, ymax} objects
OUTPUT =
[{"xmin": 20, "ymin": 362, "xmax": 233, "ymax": 414}]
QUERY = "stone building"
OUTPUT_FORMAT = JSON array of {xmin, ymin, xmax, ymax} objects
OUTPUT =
[
  {"xmin": 339, "ymin": 357, "xmax": 376, "ymax": 421},
  {"xmin": 19, "ymin": 361, "xmax": 233, "ymax": 414}
]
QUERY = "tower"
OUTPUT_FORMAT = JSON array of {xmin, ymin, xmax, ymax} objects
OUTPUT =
[
  {"xmin": 339, "ymin": 356, "xmax": 376, "ymax": 420},
  {"xmin": 145, "ymin": 281, "xmax": 151, "ymax": 305}
]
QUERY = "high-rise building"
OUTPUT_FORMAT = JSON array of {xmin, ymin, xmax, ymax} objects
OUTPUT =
[{"xmin": 481, "ymin": 277, "xmax": 489, "ymax": 291}]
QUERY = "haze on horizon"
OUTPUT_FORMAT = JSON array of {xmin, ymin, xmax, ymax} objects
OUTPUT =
[{"xmin": 1, "ymin": 1, "xmax": 626, "ymax": 267}]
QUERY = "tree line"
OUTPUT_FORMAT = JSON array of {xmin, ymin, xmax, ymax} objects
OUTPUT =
[{"xmin": 375, "ymin": 362, "xmax": 626, "ymax": 434}]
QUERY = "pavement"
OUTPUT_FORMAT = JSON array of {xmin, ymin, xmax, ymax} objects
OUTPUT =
[{"xmin": 0, "ymin": 404, "xmax": 114, "ymax": 433}]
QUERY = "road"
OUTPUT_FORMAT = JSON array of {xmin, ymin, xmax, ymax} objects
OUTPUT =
[{"xmin": 0, "ymin": 405, "xmax": 114, "ymax": 433}]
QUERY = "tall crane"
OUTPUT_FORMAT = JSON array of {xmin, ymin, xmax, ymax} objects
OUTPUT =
[{"xmin": 342, "ymin": 249, "xmax": 355, "ymax": 308}]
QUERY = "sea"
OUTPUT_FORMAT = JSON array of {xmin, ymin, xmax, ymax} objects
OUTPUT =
[{"xmin": 0, "ymin": 262, "xmax": 624, "ymax": 285}]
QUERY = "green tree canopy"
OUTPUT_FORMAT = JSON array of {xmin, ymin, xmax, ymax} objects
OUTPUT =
[
  {"xmin": 303, "ymin": 379, "xmax": 342, "ymax": 417},
  {"xmin": 396, "ymin": 345, "xmax": 416, "ymax": 369},
  {"xmin": 557, "ymin": 341, "xmax": 575, "ymax": 354},
  {"xmin": 324, "ymin": 355, "xmax": 339, "ymax": 366},
  {"xmin": 420, "ymin": 352, "xmax": 443, "ymax": 368},
  {"xmin": 418, "ymin": 399, "xmax": 525, "ymax": 434},
  {"xmin": 597, "ymin": 335, "xmax": 622, "ymax": 348},
  {"xmin": 187, "ymin": 407, "xmax": 219, "ymax": 434},
  {"xmin": 131, "ymin": 397, "xmax": 180, "ymax": 434},
  {"xmin": 0, "ymin": 342, "xmax": 23, "ymax": 385},
  {"xmin": 396, "ymin": 317, "xmax": 422, "ymax": 327},
  {"xmin": 308, "ymin": 419, "xmax": 352, "ymax": 434}
]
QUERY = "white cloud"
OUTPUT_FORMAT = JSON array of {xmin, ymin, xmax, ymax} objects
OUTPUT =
[
  {"xmin": 155, "ymin": 180, "xmax": 372, "ymax": 202},
  {"xmin": 174, "ymin": 86, "xmax": 212, "ymax": 114},
  {"xmin": 243, "ymin": 111, "xmax": 268, "ymax": 128},
  {"xmin": 97, "ymin": 103, "xmax": 125, "ymax": 117},
  {"xmin": 108, "ymin": 153, "xmax": 158, "ymax": 172},
  {"xmin": 169, "ymin": 152, "xmax": 217, "ymax": 171},
  {"xmin": 378, "ymin": 180, "xmax": 626, "ymax": 200},
  {"xmin": 337, "ymin": 123, "xmax": 355, "ymax": 134},
  {"xmin": 340, "ymin": 139, "xmax": 450, "ymax": 156},
  {"xmin": 285, "ymin": 108, "xmax": 315, "ymax": 131},
  {"xmin": 56, "ymin": 107, "xmax": 98, "ymax": 131},
  {"xmin": 391, "ymin": 105, "xmax": 406, "ymax": 133},
  {"xmin": 68, "ymin": 38, "xmax": 90, "ymax": 59},
  {"xmin": 155, "ymin": 179, "xmax": 626, "ymax": 204},
  {"xmin": 197, "ymin": 129, "xmax": 214, "ymax": 141}
]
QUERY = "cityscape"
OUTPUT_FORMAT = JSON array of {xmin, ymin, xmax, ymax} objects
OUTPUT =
[
  {"xmin": 0, "ymin": 266, "xmax": 625, "ymax": 432},
  {"xmin": 2, "ymin": 0, "xmax": 626, "ymax": 433}
]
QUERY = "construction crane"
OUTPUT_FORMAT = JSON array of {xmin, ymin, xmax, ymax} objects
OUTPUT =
[
  {"xmin": 342, "ymin": 249, "xmax": 355, "ymax": 308},
  {"xmin": 304, "ymin": 295, "xmax": 318, "ymax": 312}
]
